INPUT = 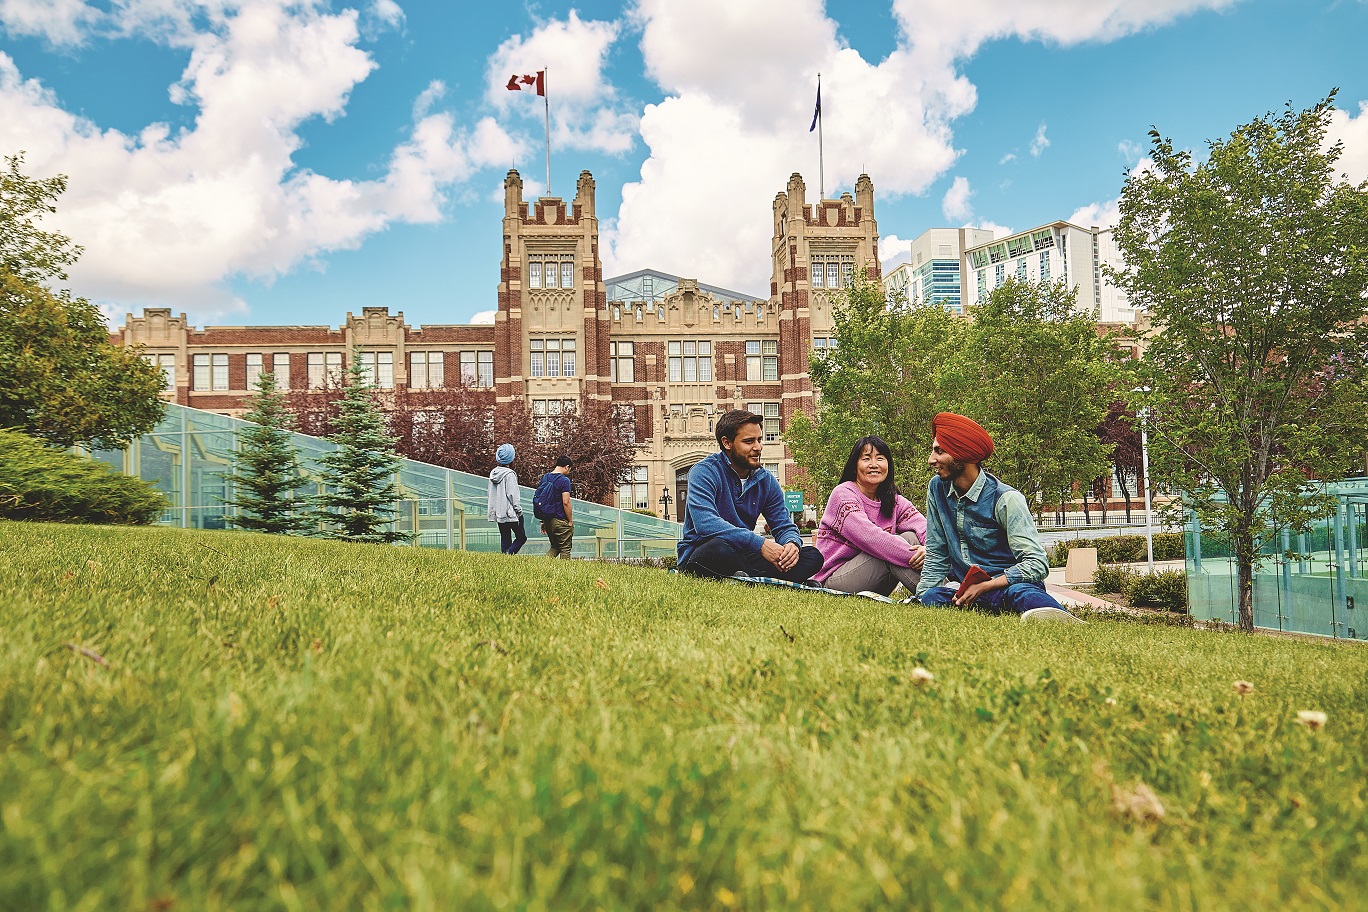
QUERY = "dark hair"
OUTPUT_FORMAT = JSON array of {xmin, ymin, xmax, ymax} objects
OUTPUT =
[
  {"xmin": 839, "ymin": 435, "xmax": 898, "ymax": 518},
  {"xmin": 554, "ymin": 454, "xmax": 572, "ymax": 468},
  {"xmin": 715, "ymin": 409, "xmax": 764, "ymax": 450}
]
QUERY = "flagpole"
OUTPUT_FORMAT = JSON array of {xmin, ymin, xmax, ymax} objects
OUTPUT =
[
  {"xmin": 817, "ymin": 73, "xmax": 825, "ymax": 200},
  {"xmin": 543, "ymin": 68, "xmax": 551, "ymax": 197}
]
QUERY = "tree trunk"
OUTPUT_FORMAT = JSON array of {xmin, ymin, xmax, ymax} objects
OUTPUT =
[
  {"xmin": 1235, "ymin": 531, "xmax": 1256, "ymax": 633},
  {"xmin": 1116, "ymin": 470, "xmax": 1133, "ymax": 523},
  {"xmin": 1082, "ymin": 487, "xmax": 1092, "ymax": 525}
]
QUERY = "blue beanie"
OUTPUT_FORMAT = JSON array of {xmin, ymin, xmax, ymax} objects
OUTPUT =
[{"xmin": 496, "ymin": 443, "xmax": 516, "ymax": 465}]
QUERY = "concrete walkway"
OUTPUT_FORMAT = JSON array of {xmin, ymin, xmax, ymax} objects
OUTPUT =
[{"xmin": 1044, "ymin": 559, "xmax": 1186, "ymax": 613}]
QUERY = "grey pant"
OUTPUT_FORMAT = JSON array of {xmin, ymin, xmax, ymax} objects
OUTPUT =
[{"xmin": 824, "ymin": 531, "xmax": 923, "ymax": 596}]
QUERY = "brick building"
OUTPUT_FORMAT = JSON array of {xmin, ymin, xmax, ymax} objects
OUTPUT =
[{"xmin": 115, "ymin": 168, "xmax": 881, "ymax": 512}]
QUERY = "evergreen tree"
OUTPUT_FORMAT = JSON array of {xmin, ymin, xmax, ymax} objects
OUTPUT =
[
  {"xmin": 311, "ymin": 350, "xmax": 407, "ymax": 543},
  {"xmin": 224, "ymin": 370, "xmax": 310, "ymax": 535}
]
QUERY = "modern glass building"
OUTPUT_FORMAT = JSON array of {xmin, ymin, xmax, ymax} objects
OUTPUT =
[
  {"xmin": 1186, "ymin": 477, "xmax": 1368, "ymax": 640},
  {"xmin": 89, "ymin": 403, "xmax": 683, "ymax": 559}
]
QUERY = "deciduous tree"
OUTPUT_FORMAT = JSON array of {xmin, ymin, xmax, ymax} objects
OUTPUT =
[{"xmin": 1112, "ymin": 93, "xmax": 1368, "ymax": 632}]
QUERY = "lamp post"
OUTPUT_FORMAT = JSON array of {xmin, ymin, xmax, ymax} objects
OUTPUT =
[
  {"xmin": 659, "ymin": 487, "xmax": 673, "ymax": 521},
  {"xmin": 1138, "ymin": 404, "xmax": 1155, "ymax": 572}
]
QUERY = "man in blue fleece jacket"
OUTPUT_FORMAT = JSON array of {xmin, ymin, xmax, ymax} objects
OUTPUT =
[{"xmin": 677, "ymin": 409, "xmax": 824, "ymax": 582}]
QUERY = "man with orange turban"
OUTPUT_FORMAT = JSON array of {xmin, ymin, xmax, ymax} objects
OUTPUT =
[{"xmin": 914, "ymin": 413, "xmax": 1082, "ymax": 622}]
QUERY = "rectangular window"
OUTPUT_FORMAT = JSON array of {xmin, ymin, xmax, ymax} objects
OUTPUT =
[
  {"xmin": 762, "ymin": 340, "xmax": 779, "ymax": 381},
  {"xmin": 977, "ymin": 269, "xmax": 987, "ymax": 301},
  {"xmin": 561, "ymin": 261, "xmax": 574, "ymax": 289},
  {"xmin": 1016, "ymin": 259, "xmax": 1028, "ymax": 282},
  {"xmin": 995, "ymin": 263, "xmax": 1005, "ymax": 286},
  {"xmin": 273, "ymin": 353, "xmax": 290, "ymax": 389},
  {"xmin": 747, "ymin": 402, "xmax": 781, "ymax": 442},
  {"xmin": 146, "ymin": 353, "xmax": 175, "ymax": 390},
  {"xmin": 827, "ymin": 262, "xmax": 840, "ymax": 289},
  {"xmin": 668, "ymin": 340, "xmax": 711, "ymax": 383},
  {"xmin": 307, "ymin": 352, "xmax": 325, "ymax": 389},
  {"xmin": 561, "ymin": 339, "xmax": 575, "ymax": 377},
  {"xmin": 211, "ymin": 353, "xmax": 228, "ymax": 391},
  {"xmin": 745, "ymin": 340, "xmax": 761, "ymax": 382},
  {"xmin": 192, "ymin": 354, "xmax": 210, "ymax": 391},
  {"xmin": 359, "ymin": 351, "xmax": 394, "ymax": 389},
  {"xmin": 411, "ymin": 351, "xmax": 445, "ymax": 389},
  {"xmin": 546, "ymin": 339, "xmax": 560, "ymax": 378},
  {"xmin": 477, "ymin": 350, "xmax": 493, "ymax": 388},
  {"xmin": 326, "ymin": 352, "xmax": 342, "ymax": 384},
  {"xmin": 246, "ymin": 353, "xmax": 263, "ymax": 390},
  {"xmin": 610, "ymin": 341, "xmax": 634, "ymax": 383},
  {"xmin": 529, "ymin": 261, "xmax": 542, "ymax": 289},
  {"xmin": 811, "ymin": 260, "xmax": 824, "ymax": 288},
  {"xmin": 1039, "ymin": 250, "xmax": 1051, "ymax": 282},
  {"xmin": 460, "ymin": 351, "xmax": 478, "ymax": 387},
  {"xmin": 529, "ymin": 340, "xmax": 544, "ymax": 378}
]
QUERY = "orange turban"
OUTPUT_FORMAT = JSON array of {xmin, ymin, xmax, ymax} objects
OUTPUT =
[{"xmin": 931, "ymin": 412, "xmax": 994, "ymax": 464}]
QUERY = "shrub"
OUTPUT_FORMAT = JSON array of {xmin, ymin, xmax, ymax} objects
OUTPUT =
[
  {"xmin": 628, "ymin": 508, "xmax": 659, "ymax": 518},
  {"xmin": 1126, "ymin": 570, "xmax": 1189, "ymax": 613},
  {"xmin": 1093, "ymin": 564, "xmax": 1137, "ymax": 595},
  {"xmin": 0, "ymin": 429, "xmax": 166, "ymax": 524},
  {"xmin": 1052, "ymin": 532, "xmax": 1188, "ymax": 566}
]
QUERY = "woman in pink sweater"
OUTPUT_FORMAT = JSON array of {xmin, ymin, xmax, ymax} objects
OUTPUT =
[{"xmin": 813, "ymin": 435, "xmax": 927, "ymax": 595}]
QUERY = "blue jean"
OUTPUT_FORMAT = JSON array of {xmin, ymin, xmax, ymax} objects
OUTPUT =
[
  {"xmin": 918, "ymin": 580, "xmax": 1063, "ymax": 614},
  {"xmin": 678, "ymin": 537, "xmax": 825, "ymax": 584},
  {"xmin": 498, "ymin": 517, "xmax": 527, "ymax": 554}
]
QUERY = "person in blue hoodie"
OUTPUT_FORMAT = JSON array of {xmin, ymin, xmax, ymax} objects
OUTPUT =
[
  {"xmin": 487, "ymin": 443, "xmax": 526, "ymax": 555},
  {"xmin": 677, "ymin": 409, "xmax": 823, "ymax": 582}
]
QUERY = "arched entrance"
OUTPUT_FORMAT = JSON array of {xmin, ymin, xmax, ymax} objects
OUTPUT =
[{"xmin": 675, "ymin": 465, "xmax": 692, "ymax": 526}]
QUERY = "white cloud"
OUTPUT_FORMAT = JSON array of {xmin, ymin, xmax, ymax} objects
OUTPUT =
[
  {"xmin": 0, "ymin": 2, "xmax": 522, "ymax": 321},
  {"xmin": 469, "ymin": 309, "xmax": 495, "ymax": 324},
  {"xmin": 968, "ymin": 220, "xmax": 1011, "ymax": 239},
  {"xmin": 413, "ymin": 79, "xmax": 445, "ymax": 121},
  {"xmin": 605, "ymin": 0, "xmax": 1232, "ymax": 293},
  {"xmin": 1117, "ymin": 138, "xmax": 1144, "ymax": 164},
  {"xmin": 879, "ymin": 233, "xmax": 912, "ymax": 268},
  {"xmin": 1030, "ymin": 122, "xmax": 1049, "ymax": 157},
  {"xmin": 941, "ymin": 176, "xmax": 972, "ymax": 221},
  {"xmin": 0, "ymin": 0, "xmax": 99, "ymax": 46},
  {"xmin": 486, "ymin": 11, "xmax": 634, "ymax": 155},
  {"xmin": 370, "ymin": 0, "xmax": 403, "ymax": 29},
  {"xmin": 1067, "ymin": 157, "xmax": 1154, "ymax": 229},
  {"xmin": 1327, "ymin": 99, "xmax": 1368, "ymax": 184},
  {"xmin": 999, "ymin": 151, "xmax": 1016, "ymax": 164}
]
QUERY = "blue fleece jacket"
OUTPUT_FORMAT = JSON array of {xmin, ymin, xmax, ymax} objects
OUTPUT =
[{"xmin": 677, "ymin": 451, "xmax": 802, "ymax": 565}]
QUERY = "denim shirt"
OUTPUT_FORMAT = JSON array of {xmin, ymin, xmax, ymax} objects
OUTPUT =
[{"xmin": 915, "ymin": 469, "xmax": 1050, "ymax": 596}]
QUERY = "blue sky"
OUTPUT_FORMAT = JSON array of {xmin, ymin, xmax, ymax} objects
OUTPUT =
[{"xmin": 1, "ymin": 0, "xmax": 1365, "ymax": 329}]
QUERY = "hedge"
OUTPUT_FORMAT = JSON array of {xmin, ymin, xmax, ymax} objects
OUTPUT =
[
  {"xmin": 1091, "ymin": 564, "xmax": 1188, "ymax": 613},
  {"xmin": 1049, "ymin": 532, "xmax": 1185, "ymax": 567},
  {"xmin": 0, "ymin": 429, "xmax": 166, "ymax": 524}
]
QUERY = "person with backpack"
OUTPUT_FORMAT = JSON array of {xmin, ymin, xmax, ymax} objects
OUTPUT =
[
  {"xmin": 487, "ymin": 443, "xmax": 526, "ymax": 555},
  {"xmin": 533, "ymin": 455, "xmax": 574, "ymax": 558}
]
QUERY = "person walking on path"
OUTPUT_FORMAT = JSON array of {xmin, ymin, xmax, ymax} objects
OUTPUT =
[
  {"xmin": 487, "ymin": 443, "xmax": 526, "ymax": 555},
  {"xmin": 813, "ymin": 436, "xmax": 927, "ymax": 596},
  {"xmin": 677, "ymin": 409, "xmax": 823, "ymax": 582},
  {"xmin": 915, "ymin": 413, "xmax": 1082, "ymax": 622},
  {"xmin": 535, "ymin": 455, "xmax": 575, "ymax": 558}
]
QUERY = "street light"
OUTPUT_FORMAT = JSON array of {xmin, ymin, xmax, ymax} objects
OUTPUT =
[
  {"xmin": 1134, "ymin": 390, "xmax": 1155, "ymax": 572},
  {"xmin": 659, "ymin": 487, "xmax": 673, "ymax": 521}
]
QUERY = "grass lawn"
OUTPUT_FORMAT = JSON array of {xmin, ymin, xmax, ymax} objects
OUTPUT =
[{"xmin": 2, "ymin": 521, "xmax": 1366, "ymax": 910}]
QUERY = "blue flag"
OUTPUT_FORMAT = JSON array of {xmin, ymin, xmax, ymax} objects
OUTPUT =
[{"xmin": 809, "ymin": 83, "xmax": 821, "ymax": 132}]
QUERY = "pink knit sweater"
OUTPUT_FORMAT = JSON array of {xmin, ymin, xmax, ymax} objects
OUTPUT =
[{"xmin": 812, "ymin": 482, "xmax": 927, "ymax": 584}]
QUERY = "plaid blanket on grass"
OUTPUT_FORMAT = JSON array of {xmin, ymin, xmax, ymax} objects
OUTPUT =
[{"xmin": 725, "ymin": 575, "xmax": 916, "ymax": 604}]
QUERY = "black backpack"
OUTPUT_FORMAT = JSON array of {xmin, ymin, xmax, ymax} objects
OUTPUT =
[{"xmin": 532, "ymin": 474, "xmax": 558, "ymax": 520}]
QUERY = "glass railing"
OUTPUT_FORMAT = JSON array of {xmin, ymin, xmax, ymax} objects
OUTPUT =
[
  {"xmin": 1185, "ymin": 477, "xmax": 1368, "ymax": 640},
  {"xmin": 89, "ymin": 404, "xmax": 683, "ymax": 559}
]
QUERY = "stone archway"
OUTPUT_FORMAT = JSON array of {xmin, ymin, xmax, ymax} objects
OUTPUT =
[{"xmin": 670, "ymin": 452, "xmax": 709, "ymax": 526}]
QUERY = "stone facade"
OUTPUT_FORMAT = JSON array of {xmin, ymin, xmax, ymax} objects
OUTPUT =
[{"xmin": 113, "ymin": 168, "xmax": 881, "ymax": 510}]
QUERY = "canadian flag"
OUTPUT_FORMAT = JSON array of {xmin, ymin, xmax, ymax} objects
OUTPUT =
[{"xmin": 505, "ymin": 71, "xmax": 545, "ymax": 96}]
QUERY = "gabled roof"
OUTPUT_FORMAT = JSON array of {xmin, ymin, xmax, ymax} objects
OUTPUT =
[{"xmin": 604, "ymin": 268, "xmax": 763, "ymax": 305}]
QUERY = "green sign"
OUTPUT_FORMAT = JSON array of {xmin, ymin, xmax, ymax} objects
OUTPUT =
[{"xmin": 783, "ymin": 490, "xmax": 804, "ymax": 513}]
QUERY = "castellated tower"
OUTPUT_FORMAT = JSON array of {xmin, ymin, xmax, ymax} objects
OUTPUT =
[
  {"xmin": 769, "ymin": 171, "xmax": 880, "ymax": 427},
  {"xmin": 496, "ymin": 169, "xmax": 609, "ymax": 407}
]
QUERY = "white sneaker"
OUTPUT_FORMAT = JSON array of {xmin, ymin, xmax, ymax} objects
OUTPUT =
[{"xmin": 1021, "ymin": 606, "xmax": 1085, "ymax": 624}]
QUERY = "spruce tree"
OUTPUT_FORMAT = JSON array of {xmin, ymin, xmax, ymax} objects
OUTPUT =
[
  {"xmin": 224, "ymin": 370, "xmax": 310, "ymax": 534},
  {"xmin": 311, "ymin": 350, "xmax": 407, "ymax": 543}
]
